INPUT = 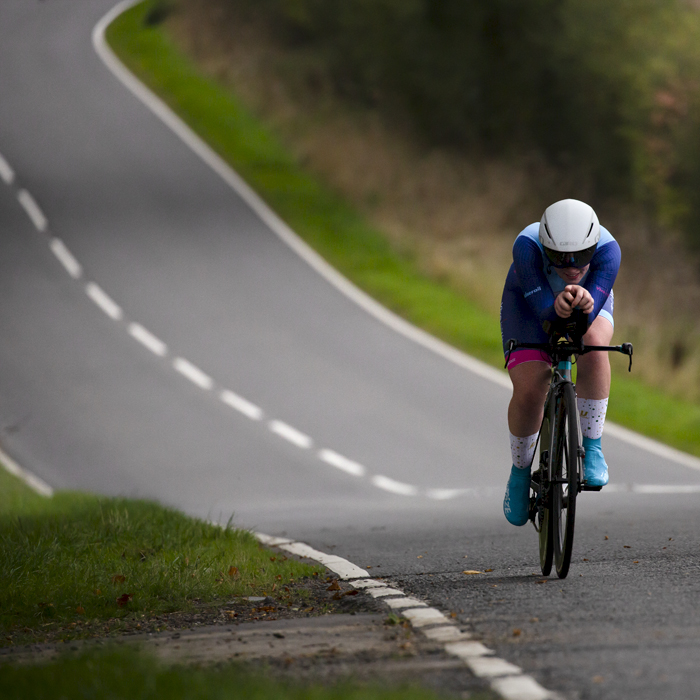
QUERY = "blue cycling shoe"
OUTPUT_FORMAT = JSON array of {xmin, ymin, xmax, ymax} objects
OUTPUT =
[
  {"xmin": 503, "ymin": 465, "xmax": 531, "ymax": 526},
  {"xmin": 582, "ymin": 436, "xmax": 609, "ymax": 487}
]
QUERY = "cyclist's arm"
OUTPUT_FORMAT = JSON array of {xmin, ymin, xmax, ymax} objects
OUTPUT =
[
  {"xmin": 512, "ymin": 234, "xmax": 559, "ymax": 327},
  {"xmin": 581, "ymin": 240, "xmax": 621, "ymax": 322}
]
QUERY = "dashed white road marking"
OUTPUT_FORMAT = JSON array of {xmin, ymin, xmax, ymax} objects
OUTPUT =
[
  {"xmin": 128, "ymin": 322, "xmax": 168, "ymax": 357},
  {"xmin": 402, "ymin": 607, "xmax": 452, "ymax": 627},
  {"xmin": 423, "ymin": 626, "xmax": 473, "ymax": 642},
  {"xmin": 269, "ymin": 420, "xmax": 313, "ymax": 449},
  {"xmin": 318, "ymin": 449, "xmax": 366, "ymax": 477},
  {"xmin": 367, "ymin": 587, "xmax": 404, "ymax": 598},
  {"xmin": 0, "ymin": 153, "xmax": 15, "ymax": 184},
  {"xmin": 427, "ymin": 487, "xmax": 471, "ymax": 500},
  {"xmin": 384, "ymin": 596, "xmax": 428, "ymax": 609},
  {"xmin": 467, "ymin": 656, "xmax": 522, "ymax": 679},
  {"xmin": 491, "ymin": 675, "xmax": 557, "ymax": 700},
  {"xmin": 371, "ymin": 474, "xmax": 419, "ymax": 496},
  {"xmin": 634, "ymin": 483, "xmax": 700, "ymax": 494},
  {"xmin": 173, "ymin": 357, "xmax": 213, "ymax": 390},
  {"xmin": 85, "ymin": 282, "xmax": 123, "ymax": 320},
  {"xmin": 17, "ymin": 189, "xmax": 47, "ymax": 232},
  {"xmin": 220, "ymin": 389, "xmax": 263, "ymax": 420},
  {"xmin": 49, "ymin": 238, "xmax": 83, "ymax": 279}
]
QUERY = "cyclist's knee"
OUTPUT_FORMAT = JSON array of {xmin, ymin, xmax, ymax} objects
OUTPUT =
[
  {"xmin": 583, "ymin": 315, "xmax": 613, "ymax": 346},
  {"xmin": 509, "ymin": 362, "xmax": 549, "ymax": 408}
]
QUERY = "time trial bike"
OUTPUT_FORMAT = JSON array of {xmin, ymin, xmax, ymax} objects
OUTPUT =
[{"xmin": 505, "ymin": 315, "xmax": 633, "ymax": 579}]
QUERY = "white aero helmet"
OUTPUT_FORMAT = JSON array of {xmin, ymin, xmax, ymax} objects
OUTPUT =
[{"xmin": 538, "ymin": 199, "xmax": 600, "ymax": 268}]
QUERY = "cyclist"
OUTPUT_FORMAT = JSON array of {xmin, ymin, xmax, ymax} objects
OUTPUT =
[{"xmin": 501, "ymin": 199, "xmax": 621, "ymax": 526}]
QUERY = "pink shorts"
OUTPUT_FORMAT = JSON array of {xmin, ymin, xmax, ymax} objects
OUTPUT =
[{"xmin": 506, "ymin": 348, "xmax": 552, "ymax": 371}]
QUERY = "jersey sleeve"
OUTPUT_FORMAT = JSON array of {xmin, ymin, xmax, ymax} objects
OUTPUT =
[
  {"xmin": 582, "ymin": 239, "xmax": 621, "ymax": 322},
  {"xmin": 512, "ymin": 234, "xmax": 559, "ymax": 327}
]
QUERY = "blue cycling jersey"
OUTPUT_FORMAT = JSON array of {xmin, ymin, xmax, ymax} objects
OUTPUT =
[{"xmin": 511, "ymin": 223, "xmax": 620, "ymax": 328}]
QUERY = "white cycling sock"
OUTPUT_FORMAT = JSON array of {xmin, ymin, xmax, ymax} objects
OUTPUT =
[
  {"xmin": 578, "ymin": 398, "xmax": 608, "ymax": 440},
  {"xmin": 510, "ymin": 432, "xmax": 539, "ymax": 469}
]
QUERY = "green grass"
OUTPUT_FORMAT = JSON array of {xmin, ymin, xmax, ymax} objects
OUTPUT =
[
  {"xmin": 0, "ymin": 468, "xmax": 318, "ymax": 646},
  {"xmin": 0, "ymin": 646, "xmax": 485, "ymax": 700},
  {"xmin": 106, "ymin": 1, "xmax": 700, "ymax": 457}
]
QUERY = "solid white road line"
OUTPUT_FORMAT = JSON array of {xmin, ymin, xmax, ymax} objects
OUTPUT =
[
  {"xmin": 17, "ymin": 189, "xmax": 48, "ymax": 232},
  {"xmin": 50, "ymin": 238, "xmax": 83, "ymax": 279},
  {"xmin": 85, "ymin": 282, "xmax": 123, "ymax": 320},
  {"xmin": 318, "ymin": 448, "xmax": 366, "ymax": 477},
  {"xmin": 220, "ymin": 389, "xmax": 263, "ymax": 420},
  {"xmin": 277, "ymin": 541, "xmax": 370, "ymax": 580},
  {"xmin": 128, "ymin": 322, "xmax": 168, "ymax": 357},
  {"xmin": 371, "ymin": 474, "xmax": 419, "ymax": 496},
  {"xmin": 0, "ymin": 153, "xmax": 15, "ymax": 184},
  {"xmin": 269, "ymin": 420, "xmax": 313, "ymax": 449},
  {"xmin": 173, "ymin": 357, "xmax": 213, "ymax": 390},
  {"xmin": 0, "ymin": 446, "xmax": 53, "ymax": 497}
]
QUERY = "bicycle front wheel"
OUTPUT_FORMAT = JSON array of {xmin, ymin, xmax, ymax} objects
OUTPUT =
[{"xmin": 550, "ymin": 382, "xmax": 581, "ymax": 579}]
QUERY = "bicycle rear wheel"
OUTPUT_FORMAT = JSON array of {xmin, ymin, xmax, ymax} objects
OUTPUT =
[{"xmin": 551, "ymin": 382, "xmax": 581, "ymax": 579}]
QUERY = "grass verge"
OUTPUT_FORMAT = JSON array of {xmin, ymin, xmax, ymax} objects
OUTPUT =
[
  {"xmin": 0, "ymin": 646, "xmax": 480, "ymax": 700},
  {"xmin": 0, "ymin": 467, "xmax": 319, "ymax": 647},
  {"xmin": 106, "ymin": 1, "xmax": 700, "ymax": 457}
]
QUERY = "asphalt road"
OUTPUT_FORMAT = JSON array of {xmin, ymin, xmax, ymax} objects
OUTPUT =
[{"xmin": 2, "ymin": 2, "xmax": 700, "ymax": 698}]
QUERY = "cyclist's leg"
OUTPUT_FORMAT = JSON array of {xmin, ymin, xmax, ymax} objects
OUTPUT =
[
  {"xmin": 577, "ymin": 307, "xmax": 614, "ymax": 485},
  {"xmin": 501, "ymin": 269, "xmax": 551, "ymax": 525}
]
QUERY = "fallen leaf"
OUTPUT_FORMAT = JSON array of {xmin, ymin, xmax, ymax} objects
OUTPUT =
[
  {"xmin": 417, "ymin": 555, "xmax": 423, "ymax": 559},
  {"xmin": 112, "ymin": 575, "xmax": 126, "ymax": 584},
  {"xmin": 93, "ymin": 589, "xmax": 102, "ymax": 596},
  {"xmin": 536, "ymin": 580, "xmax": 548, "ymax": 584},
  {"xmin": 484, "ymin": 568, "xmax": 494, "ymax": 572},
  {"xmin": 76, "ymin": 606, "xmax": 85, "ymax": 615},
  {"xmin": 512, "ymin": 628, "xmax": 521, "ymax": 637},
  {"xmin": 116, "ymin": 594, "xmax": 133, "ymax": 607},
  {"xmin": 462, "ymin": 570, "xmax": 483, "ymax": 575},
  {"xmin": 530, "ymin": 617, "xmax": 539, "ymax": 623},
  {"xmin": 593, "ymin": 676, "xmax": 604, "ymax": 684},
  {"xmin": 669, "ymin": 538, "xmax": 673, "ymax": 541},
  {"xmin": 327, "ymin": 579, "xmax": 341, "ymax": 591},
  {"xmin": 269, "ymin": 556, "xmax": 276, "ymax": 562},
  {"xmin": 623, "ymin": 545, "xmax": 631, "ymax": 549},
  {"xmin": 228, "ymin": 566, "xmax": 239, "ymax": 578},
  {"xmin": 604, "ymin": 536, "xmax": 609, "ymax": 540},
  {"xmin": 633, "ymin": 560, "xmax": 640, "ymax": 564}
]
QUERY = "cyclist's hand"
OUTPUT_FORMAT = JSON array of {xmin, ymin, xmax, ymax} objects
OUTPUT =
[{"xmin": 555, "ymin": 285, "xmax": 594, "ymax": 318}]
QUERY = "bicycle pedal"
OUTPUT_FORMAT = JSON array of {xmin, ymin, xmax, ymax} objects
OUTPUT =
[{"xmin": 582, "ymin": 484, "xmax": 603, "ymax": 492}]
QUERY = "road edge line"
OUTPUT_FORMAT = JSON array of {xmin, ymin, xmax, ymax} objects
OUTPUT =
[
  {"xmin": 0, "ymin": 446, "xmax": 53, "ymax": 497},
  {"xmin": 255, "ymin": 532, "xmax": 561, "ymax": 700}
]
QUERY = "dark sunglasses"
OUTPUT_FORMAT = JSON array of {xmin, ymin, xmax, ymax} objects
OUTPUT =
[{"xmin": 543, "ymin": 243, "xmax": 596, "ymax": 269}]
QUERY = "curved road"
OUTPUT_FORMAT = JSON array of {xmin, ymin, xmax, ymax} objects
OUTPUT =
[{"xmin": 2, "ymin": 2, "xmax": 700, "ymax": 698}]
